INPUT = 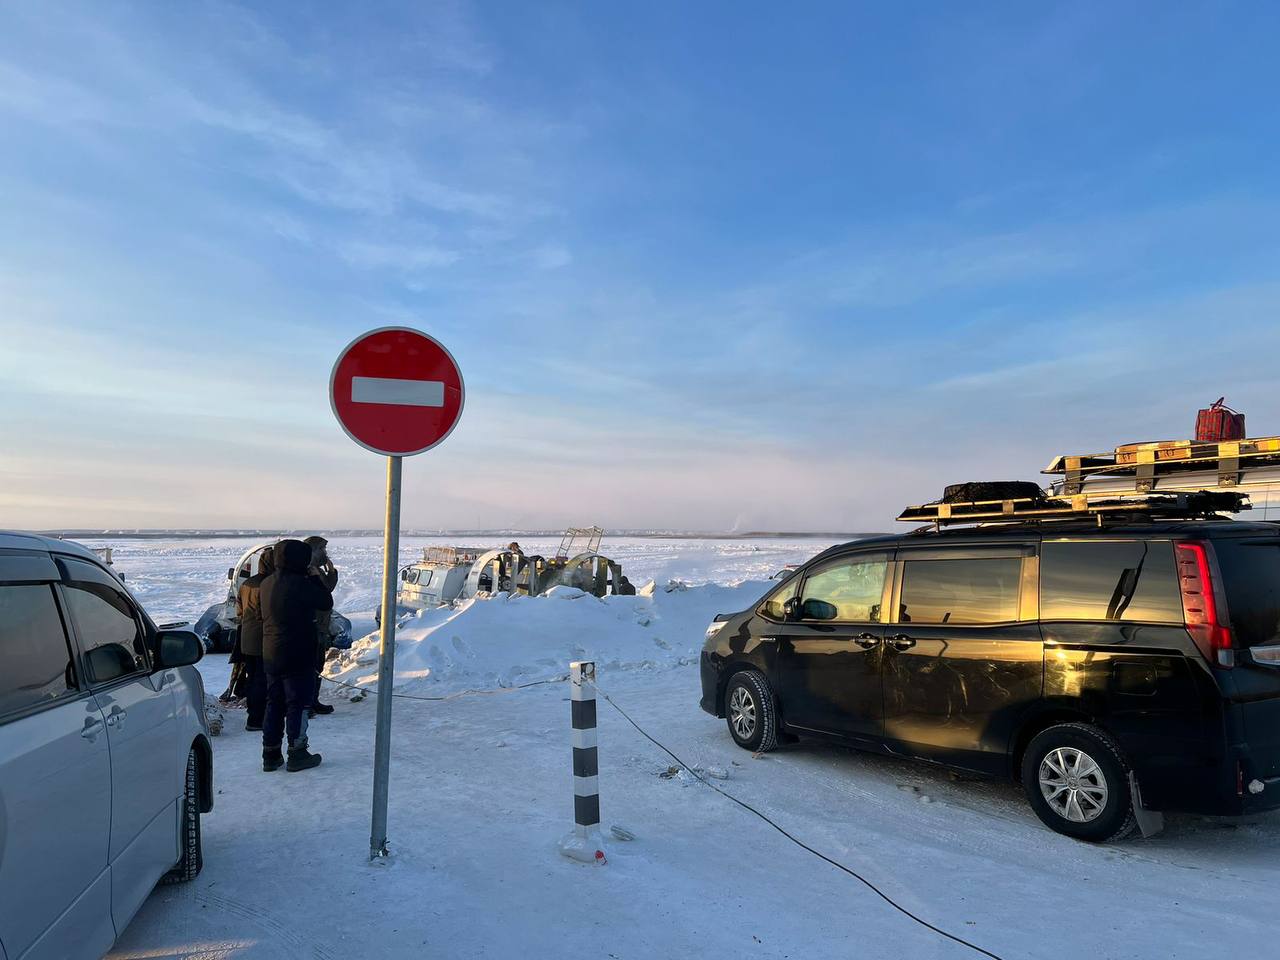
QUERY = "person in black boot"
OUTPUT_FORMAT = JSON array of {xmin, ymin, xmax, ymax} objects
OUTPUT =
[
  {"xmin": 238, "ymin": 545, "xmax": 276, "ymax": 732},
  {"xmin": 263, "ymin": 745, "xmax": 284, "ymax": 772},
  {"xmin": 287, "ymin": 739, "xmax": 322, "ymax": 771},
  {"xmin": 260, "ymin": 539, "xmax": 333, "ymax": 772}
]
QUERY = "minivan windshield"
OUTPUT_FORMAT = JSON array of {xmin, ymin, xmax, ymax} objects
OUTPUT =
[{"xmin": 1214, "ymin": 540, "xmax": 1280, "ymax": 648}]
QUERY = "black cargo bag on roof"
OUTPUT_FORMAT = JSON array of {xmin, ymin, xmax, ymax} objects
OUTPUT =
[{"xmin": 940, "ymin": 481, "xmax": 1045, "ymax": 504}]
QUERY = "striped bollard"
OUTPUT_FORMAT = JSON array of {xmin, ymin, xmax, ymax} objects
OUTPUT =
[{"xmin": 559, "ymin": 661, "xmax": 606, "ymax": 865}]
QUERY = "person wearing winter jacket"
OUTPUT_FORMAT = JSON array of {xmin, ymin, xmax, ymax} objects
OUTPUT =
[
  {"xmin": 303, "ymin": 535, "xmax": 338, "ymax": 717},
  {"xmin": 235, "ymin": 545, "xmax": 276, "ymax": 731},
  {"xmin": 260, "ymin": 539, "xmax": 333, "ymax": 772}
]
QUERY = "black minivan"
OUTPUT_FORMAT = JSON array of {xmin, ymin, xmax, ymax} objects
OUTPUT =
[{"xmin": 699, "ymin": 518, "xmax": 1280, "ymax": 841}]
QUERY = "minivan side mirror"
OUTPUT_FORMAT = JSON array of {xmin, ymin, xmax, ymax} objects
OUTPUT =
[
  {"xmin": 783, "ymin": 596, "xmax": 803, "ymax": 621},
  {"xmin": 155, "ymin": 629, "xmax": 204, "ymax": 670},
  {"xmin": 801, "ymin": 598, "xmax": 839, "ymax": 622}
]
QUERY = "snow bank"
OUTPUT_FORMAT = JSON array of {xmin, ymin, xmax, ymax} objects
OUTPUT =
[{"xmin": 326, "ymin": 579, "xmax": 772, "ymax": 695}]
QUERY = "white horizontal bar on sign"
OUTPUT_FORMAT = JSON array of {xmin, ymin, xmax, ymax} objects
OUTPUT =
[{"xmin": 351, "ymin": 377, "xmax": 445, "ymax": 407}]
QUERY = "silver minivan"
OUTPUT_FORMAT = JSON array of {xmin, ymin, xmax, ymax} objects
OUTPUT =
[{"xmin": 0, "ymin": 533, "xmax": 213, "ymax": 960}]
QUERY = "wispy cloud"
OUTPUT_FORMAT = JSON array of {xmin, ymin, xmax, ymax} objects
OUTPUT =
[
  {"xmin": 529, "ymin": 244, "xmax": 573, "ymax": 270},
  {"xmin": 339, "ymin": 241, "xmax": 461, "ymax": 271}
]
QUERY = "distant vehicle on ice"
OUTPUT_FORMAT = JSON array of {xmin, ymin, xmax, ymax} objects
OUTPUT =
[
  {"xmin": 193, "ymin": 542, "xmax": 351, "ymax": 653},
  {"xmin": 376, "ymin": 527, "xmax": 635, "ymax": 626}
]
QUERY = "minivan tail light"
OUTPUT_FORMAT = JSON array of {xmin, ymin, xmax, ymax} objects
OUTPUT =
[{"xmin": 1174, "ymin": 541, "xmax": 1234, "ymax": 668}]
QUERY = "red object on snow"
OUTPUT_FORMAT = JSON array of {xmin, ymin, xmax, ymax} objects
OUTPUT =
[{"xmin": 1195, "ymin": 398, "xmax": 1247, "ymax": 442}]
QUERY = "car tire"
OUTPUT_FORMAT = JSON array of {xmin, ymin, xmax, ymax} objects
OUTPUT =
[
  {"xmin": 161, "ymin": 749, "xmax": 203, "ymax": 884},
  {"xmin": 1021, "ymin": 723, "xmax": 1137, "ymax": 843},
  {"xmin": 724, "ymin": 670, "xmax": 778, "ymax": 753}
]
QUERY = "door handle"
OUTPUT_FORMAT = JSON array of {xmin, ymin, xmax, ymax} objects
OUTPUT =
[
  {"xmin": 105, "ymin": 706, "xmax": 126, "ymax": 729},
  {"xmin": 81, "ymin": 716, "xmax": 105, "ymax": 740},
  {"xmin": 888, "ymin": 634, "xmax": 916, "ymax": 651},
  {"xmin": 853, "ymin": 633, "xmax": 881, "ymax": 649}
]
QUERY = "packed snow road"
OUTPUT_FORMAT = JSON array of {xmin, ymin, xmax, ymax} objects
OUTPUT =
[{"xmin": 95, "ymin": 537, "xmax": 1279, "ymax": 960}]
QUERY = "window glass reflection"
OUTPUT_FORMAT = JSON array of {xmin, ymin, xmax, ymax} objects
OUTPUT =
[{"xmin": 900, "ymin": 557, "xmax": 1021, "ymax": 624}]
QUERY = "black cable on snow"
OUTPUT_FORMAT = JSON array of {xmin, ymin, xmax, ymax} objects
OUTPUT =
[
  {"xmin": 591, "ymin": 683, "xmax": 1007, "ymax": 960},
  {"xmin": 312, "ymin": 667, "xmax": 1006, "ymax": 959}
]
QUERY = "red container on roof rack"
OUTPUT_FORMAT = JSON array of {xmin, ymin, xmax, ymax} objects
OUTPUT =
[{"xmin": 1196, "ymin": 398, "xmax": 1246, "ymax": 442}]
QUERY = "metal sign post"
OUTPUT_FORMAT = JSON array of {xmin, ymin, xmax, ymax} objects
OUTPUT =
[
  {"xmin": 369, "ymin": 455, "xmax": 402, "ymax": 859},
  {"xmin": 329, "ymin": 327, "xmax": 465, "ymax": 861}
]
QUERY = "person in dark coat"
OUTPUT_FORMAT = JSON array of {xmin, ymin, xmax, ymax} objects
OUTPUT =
[
  {"xmin": 260, "ymin": 539, "xmax": 333, "ymax": 772},
  {"xmin": 236, "ymin": 545, "xmax": 276, "ymax": 731},
  {"xmin": 303, "ymin": 535, "xmax": 338, "ymax": 717}
]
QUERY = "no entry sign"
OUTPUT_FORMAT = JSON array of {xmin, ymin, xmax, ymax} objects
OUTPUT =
[
  {"xmin": 329, "ymin": 326, "xmax": 465, "ymax": 457},
  {"xmin": 328, "ymin": 325, "xmax": 465, "ymax": 860}
]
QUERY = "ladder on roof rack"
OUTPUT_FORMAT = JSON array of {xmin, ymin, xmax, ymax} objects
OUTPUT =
[
  {"xmin": 1043, "ymin": 435, "xmax": 1280, "ymax": 496},
  {"xmin": 897, "ymin": 490, "xmax": 1248, "ymax": 528}
]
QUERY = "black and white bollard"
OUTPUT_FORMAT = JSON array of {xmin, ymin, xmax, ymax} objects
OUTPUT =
[{"xmin": 559, "ymin": 661, "xmax": 607, "ymax": 865}]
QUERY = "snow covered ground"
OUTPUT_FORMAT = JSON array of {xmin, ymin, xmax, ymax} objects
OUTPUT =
[
  {"xmin": 97, "ymin": 536, "xmax": 1280, "ymax": 960},
  {"xmin": 79, "ymin": 534, "xmax": 833, "ymax": 624}
]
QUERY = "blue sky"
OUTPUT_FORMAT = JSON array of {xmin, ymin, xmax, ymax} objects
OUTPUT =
[{"xmin": 3, "ymin": 1, "xmax": 1280, "ymax": 531}]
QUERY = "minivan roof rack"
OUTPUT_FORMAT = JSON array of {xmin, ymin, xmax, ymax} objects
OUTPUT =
[
  {"xmin": 1043, "ymin": 435, "xmax": 1280, "ymax": 496},
  {"xmin": 897, "ymin": 490, "xmax": 1248, "ymax": 529}
]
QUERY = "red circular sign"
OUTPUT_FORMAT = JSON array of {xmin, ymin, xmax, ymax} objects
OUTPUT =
[{"xmin": 329, "ymin": 327, "xmax": 465, "ymax": 456}]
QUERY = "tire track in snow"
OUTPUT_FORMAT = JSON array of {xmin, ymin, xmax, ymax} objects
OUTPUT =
[{"xmin": 191, "ymin": 890, "xmax": 339, "ymax": 960}]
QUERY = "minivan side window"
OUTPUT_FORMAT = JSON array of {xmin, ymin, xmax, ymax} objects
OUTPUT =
[
  {"xmin": 899, "ymin": 557, "xmax": 1021, "ymax": 624},
  {"xmin": 60, "ymin": 563, "xmax": 149, "ymax": 684},
  {"xmin": 1040, "ymin": 541, "xmax": 1182, "ymax": 623},
  {"xmin": 800, "ymin": 556, "xmax": 888, "ymax": 622},
  {"xmin": 0, "ymin": 583, "xmax": 78, "ymax": 717}
]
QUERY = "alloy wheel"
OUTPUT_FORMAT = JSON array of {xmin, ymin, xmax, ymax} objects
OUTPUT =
[
  {"xmin": 1038, "ymin": 746, "xmax": 1109, "ymax": 823},
  {"xmin": 729, "ymin": 686, "xmax": 756, "ymax": 741}
]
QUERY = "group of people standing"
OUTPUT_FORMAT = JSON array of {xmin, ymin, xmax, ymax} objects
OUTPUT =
[{"xmin": 233, "ymin": 535, "xmax": 339, "ymax": 773}]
